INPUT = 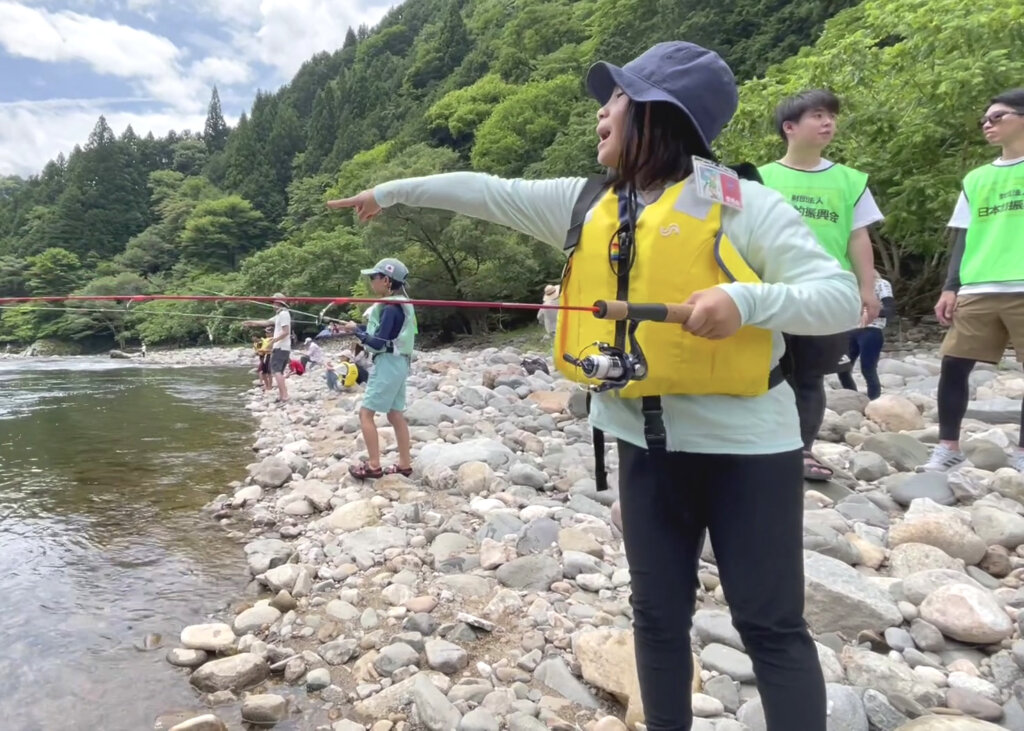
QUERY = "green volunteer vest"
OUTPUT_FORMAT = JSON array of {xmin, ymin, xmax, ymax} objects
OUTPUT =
[
  {"xmin": 960, "ymin": 161, "xmax": 1024, "ymax": 285},
  {"xmin": 365, "ymin": 295, "xmax": 417, "ymax": 355},
  {"xmin": 758, "ymin": 161, "xmax": 869, "ymax": 271}
]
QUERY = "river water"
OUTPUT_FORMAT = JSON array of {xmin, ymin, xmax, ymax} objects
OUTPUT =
[{"xmin": 0, "ymin": 358, "xmax": 255, "ymax": 731}]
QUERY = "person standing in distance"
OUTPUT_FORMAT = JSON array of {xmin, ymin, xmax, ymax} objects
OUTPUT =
[
  {"xmin": 920, "ymin": 88, "xmax": 1024, "ymax": 473},
  {"xmin": 327, "ymin": 41, "xmax": 860, "ymax": 731},
  {"xmin": 243, "ymin": 292, "xmax": 291, "ymax": 403},
  {"xmin": 837, "ymin": 270, "xmax": 897, "ymax": 400},
  {"xmin": 759, "ymin": 89, "xmax": 884, "ymax": 481}
]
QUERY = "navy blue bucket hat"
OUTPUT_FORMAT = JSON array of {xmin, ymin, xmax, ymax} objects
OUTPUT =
[{"xmin": 586, "ymin": 42, "xmax": 739, "ymax": 153}]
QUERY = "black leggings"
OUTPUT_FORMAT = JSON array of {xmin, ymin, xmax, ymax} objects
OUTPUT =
[
  {"xmin": 938, "ymin": 355, "xmax": 1024, "ymax": 446},
  {"xmin": 617, "ymin": 441, "xmax": 826, "ymax": 731},
  {"xmin": 786, "ymin": 371, "xmax": 825, "ymax": 451}
]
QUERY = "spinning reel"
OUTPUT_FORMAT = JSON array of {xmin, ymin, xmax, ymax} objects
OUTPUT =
[
  {"xmin": 562, "ymin": 319, "xmax": 647, "ymax": 393},
  {"xmin": 561, "ymin": 299, "xmax": 693, "ymax": 393}
]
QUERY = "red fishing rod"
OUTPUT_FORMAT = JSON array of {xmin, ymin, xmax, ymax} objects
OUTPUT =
[
  {"xmin": 0, "ymin": 294, "xmax": 692, "ymax": 323},
  {"xmin": 0, "ymin": 294, "xmax": 592, "ymax": 311}
]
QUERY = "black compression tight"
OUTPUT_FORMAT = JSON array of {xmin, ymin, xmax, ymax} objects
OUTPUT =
[{"xmin": 938, "ymin": 355, "xmax": 1024, "ymax": 446}]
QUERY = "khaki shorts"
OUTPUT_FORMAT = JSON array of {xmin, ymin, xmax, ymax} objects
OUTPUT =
[{"xmin": 940, "ymin": 294, "xmax": 1024, "ymax": 363}]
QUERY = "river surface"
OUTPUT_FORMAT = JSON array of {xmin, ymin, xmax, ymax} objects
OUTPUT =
[{"xmin": 0, "ymin": 358, "xmax": 256, "ymax": 731}]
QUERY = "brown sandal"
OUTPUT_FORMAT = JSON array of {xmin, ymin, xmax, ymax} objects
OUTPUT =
[{"xmin": 349, "ymin": 463, "xmax": 384, "ymax": 480}]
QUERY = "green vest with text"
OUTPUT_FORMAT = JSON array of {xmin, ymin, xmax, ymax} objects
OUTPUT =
[
  {"xmin": 364, "ymin": 295, "xmax": 417, "ymax": 356},
  {"xmin": 758, "ymin": 162, "xmax": 868, "ymax": 271},
  {"xmin": 960, "ymin": 162, "xmax": 1024, "ymax": 285}
]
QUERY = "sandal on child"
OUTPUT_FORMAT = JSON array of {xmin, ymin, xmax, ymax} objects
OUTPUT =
[
  {"xmin": 349, "ymin": 463, "xmax": 384, "ymax": 480},
  {"xmin": 383, "ymin": 465, "xmax": 413, "ymax": 477},
  {"xmin": 802, "ymin": 450, "xmax": 833, "ymax": 482}
]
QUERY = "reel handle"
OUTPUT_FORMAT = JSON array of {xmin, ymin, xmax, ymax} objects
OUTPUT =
[{"xmin": 593, "ymin": 300, "xmax": 693, "ymax": 324}]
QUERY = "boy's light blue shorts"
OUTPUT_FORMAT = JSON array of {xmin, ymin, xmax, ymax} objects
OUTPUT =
[{"xmin": 361, "ymin": 353, "xmax": 409, "ymax": 413}]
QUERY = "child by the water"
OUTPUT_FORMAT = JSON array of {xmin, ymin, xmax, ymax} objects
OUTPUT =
[
  {"xmin": 337, "ymin": 258, "xmax": 417, "ymax": 479},
  {"xmin": 254, "ymin": 325, "xmax": 273, "ymax": 391}
]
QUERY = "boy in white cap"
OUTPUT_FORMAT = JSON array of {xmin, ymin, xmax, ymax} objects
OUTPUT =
[{"xmin": 338, "ymin": 258, "xmax": 417, "ymax": 479}]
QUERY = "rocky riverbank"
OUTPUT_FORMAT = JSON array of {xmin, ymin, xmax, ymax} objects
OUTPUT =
[
  {"xmin": 0, "ymin": 343, "xmax": 255, "ymax": 366},
  {"xmin": 159, "ymin": 332, "xmax": 1024, "ymax": 731}
]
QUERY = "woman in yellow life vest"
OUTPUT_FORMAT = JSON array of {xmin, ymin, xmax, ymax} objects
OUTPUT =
[{"xmin": 328, "ymin": 41, "xmax": 860, "ymax": 731}]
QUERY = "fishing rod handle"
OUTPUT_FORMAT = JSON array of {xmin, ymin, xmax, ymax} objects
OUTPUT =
[{"xmin": 593, "ymin": 300, "xmax": 694, "ymax": 324}]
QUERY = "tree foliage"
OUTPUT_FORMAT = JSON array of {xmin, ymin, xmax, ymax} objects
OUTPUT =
[
  {"xmin": 719, "ymin": 0, "xmax": 1024, "ymax": 308},
  {"xmin": 0, "ymin": 0, "xmax": 1013, "ymax": 347}
]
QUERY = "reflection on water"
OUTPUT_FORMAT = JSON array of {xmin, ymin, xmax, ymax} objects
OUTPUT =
[{"xmin": 0, "ymin": 358, "xmax": 254, "ymax": 731}]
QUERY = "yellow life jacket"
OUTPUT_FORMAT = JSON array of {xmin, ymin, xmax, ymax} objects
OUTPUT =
[{"xmin": 555, "ymin": 179, "xmax": 774, "ymax": 398}]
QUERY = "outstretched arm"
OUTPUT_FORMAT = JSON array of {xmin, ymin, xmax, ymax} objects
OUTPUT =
[{"xmin": 327, "ymin": 172, "xmax": 587, "ymax": 250}]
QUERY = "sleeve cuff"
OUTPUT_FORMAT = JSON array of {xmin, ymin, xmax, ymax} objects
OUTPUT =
[
  {"xmin": 373, "ymin": 181, "xmax": 400, "ymax": 208},
  {"xmin": 716, "ymin": 283, "xmax": 753, "ymax": 326}
]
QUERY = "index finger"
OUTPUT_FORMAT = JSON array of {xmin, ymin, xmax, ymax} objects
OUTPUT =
[{"xmin": 326, "ymin": 197, "xmax": 356, "ymax": 210}]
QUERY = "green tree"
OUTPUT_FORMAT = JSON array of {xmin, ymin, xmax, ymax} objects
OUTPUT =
[
  {"xmin": 44, "ymin": 117, "xmax": 150, "ymax": 260},
  {"xmin": 180, "ymin": 196, "xmax": 269, "ymax": 271},
  {"xmin": 0, "ymin": 255, "xmax": 27, "ymax": 297},
  {"xmin": 438, "ymin": 0, "xmax": 471, "ymax": 74},
  {"xmin": 426, "ymin": 74, "xmax": 516, "ymax": 149},
  {"xmin": 58, "ymin": 272, "xmax": 151, "ymax": 345},
  {"xmin": 302, "ymin": 84, "xmax": 340, "ymax": 175},
  {"xmin": 471, "ymin": 75, "xmax": 580, "ymax": 175},
  {"xmin": 172, "ymin": 139, "xmax": 209, "ymax": 176},
  {"xmin": 204, "ymin": 87, "xmax": 230, "ymax": 153},
  {"xmin": 25, "ymin": 247, "xmax": 82, "ymax": 295}
]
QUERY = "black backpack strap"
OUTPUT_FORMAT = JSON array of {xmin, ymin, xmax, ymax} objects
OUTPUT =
[
  {"xmin": 593, "ymin": 429, "xmax": 608, "ymax": 492},
  {"xmin": 564, "ymin": 174, "xmax": 612, "ymax": 251}
]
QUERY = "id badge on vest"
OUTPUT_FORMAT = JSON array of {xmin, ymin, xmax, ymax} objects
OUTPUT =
[{"xmin": 693, "ymin": 156, "xmax": 743, "ymax": 211}]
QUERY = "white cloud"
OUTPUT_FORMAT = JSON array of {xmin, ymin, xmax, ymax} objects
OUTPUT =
[
  {"xmin": 253, "ymin": 0, "xmax": 397, "ymax": 78},
  {"xmin": 0, "ymin": 98, "xmax": 214, "ymax": 175},
  {"xmin": 0, "ymin": 1, "xmax": 203, "ymax": 109},
  {"xmin": 195, "ymin": 0, "xmax": 397, "ymax": 79},
  {"xmin": 0, "ymin": 0, "xmax": 398, "ymax": 174},
  {"xmin": 190, "ymin": 56, "xmax": 253, "ymax": 87}
]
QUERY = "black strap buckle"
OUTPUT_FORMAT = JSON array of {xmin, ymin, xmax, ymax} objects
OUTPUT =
[{"xmin": 641, "ymin": 395, "xmax": 666, "ymax": 451}]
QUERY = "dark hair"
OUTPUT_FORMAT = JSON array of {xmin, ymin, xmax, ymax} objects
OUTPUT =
[
  {"xmin": 991, "ymin": 88, "xmax": 1024, "ymax": 110},
  {"xmin": 374, "ymin": 273, "xmax": 405, "ymax": 293},
  {"xmin": 774, "ymin": 89, "xmax": 841, "ymax": 142},
  {"xmin": 614, "ymin": 100, "xmax": 711, "ymax": 191}
]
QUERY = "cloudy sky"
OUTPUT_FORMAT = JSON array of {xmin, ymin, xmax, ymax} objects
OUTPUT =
[{"xmin": 0, "ymin": 0, "xmax": 396, "ymax": 177}]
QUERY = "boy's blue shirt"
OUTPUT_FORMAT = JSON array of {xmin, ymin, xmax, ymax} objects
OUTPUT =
[{"xmin": 355, "ymin": 303, "xmax": 406, "ymax": 351}]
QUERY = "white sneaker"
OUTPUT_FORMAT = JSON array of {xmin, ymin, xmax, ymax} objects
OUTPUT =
[{"xmin": 916, "ymin": 445, "xmax": 966, "ymax": 473}]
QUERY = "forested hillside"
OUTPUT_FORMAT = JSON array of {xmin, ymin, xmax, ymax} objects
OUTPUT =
[{"xmin": 0, "ymin": 0, "xmax": 1020, "ymax": 348}]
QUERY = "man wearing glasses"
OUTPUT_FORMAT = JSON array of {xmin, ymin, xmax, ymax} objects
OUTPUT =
[{"xmin": 919, "ymin": 88, "xmax": 1024, "ymax": 473}]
